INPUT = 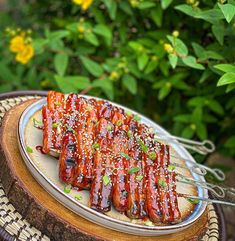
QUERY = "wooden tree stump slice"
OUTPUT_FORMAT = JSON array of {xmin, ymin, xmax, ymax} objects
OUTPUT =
[{"xmin": 0, "ymin": 99, "xmax": 209, "ymax": 241}]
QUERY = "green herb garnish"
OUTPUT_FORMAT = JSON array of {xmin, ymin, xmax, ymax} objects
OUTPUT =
[
  {"xmin": 134, "ymin": 114, "xmax": 141, "ymax": 122},
  {"xmin": 144, "ymin": 220, "xmax": 154, "ymax": 226},
  {"xmin": 120, "ymin": 152, "xmax": 131, "ymax": 160},
  {"xmin": 64, "ymin": 184, "xmax": 72, "ymax": 194},
  {"xmin": 33, "ymin": 118, "xmax": 42, "ymax": 127},
  {"xmin": 128, "ymin": 166, "xmax": 140, "ymax": 174},
  {"xmin": 106, "ymin": 124, "xmax": 112, "ymax": 131},
  {"xmin": 54, "ymin": 101, "xmax": 61, "ymax": 106},
  {"xmin": 75, "ymin": 194, "xmax": 83, "ymax": 201},
  {"xmin": 158, "ymin": 179, "xmax": 167, "ymax": 188},
  {"xmin": 126, "ymin": 111, "xmax": 132, "ymax": 117},
  {"xmin": 137, "ymin": 140, "xmax": 148, "ymax": 153},
  {"xmin": 136, "ymin": 175, "xmax": 143, "ymax": 182},
  {"xmin": 148, "ymin": 151, "xmax": 157, "ymax": 160},
  {"xmin": 52, "ymin": 123, "xmax": 58, "ymax": 128},
  {"xmin": 185, "ymin": 197, "xmax": 200, "ymax": 205},
  {"xmin": 26, "ymin": 146, "xmax": 33, "ymax": 154},
  {"xmin": 168, "ymin": 164, "xmax": 176, "ymax": 171},
  {"xmin": 93, "ymin": 143, "xmax": 100, "ymax": 150},
  {"xmin": 116, "ymin": 120, "xmax": 123, "ymax": 127},
  {"xmin": 127, "ymin": 130, "xmax": 133, "ymax": 138},
  {"xmin": 103, "ymin": 175, "xmax": 110, "ymax": 186}
]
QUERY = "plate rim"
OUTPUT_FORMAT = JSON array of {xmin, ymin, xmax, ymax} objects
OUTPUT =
[{"xmin": 17, "ymin": 96, "xmax": 208, "ymax": 235}]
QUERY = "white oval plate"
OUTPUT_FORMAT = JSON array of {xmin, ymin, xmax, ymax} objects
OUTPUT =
[{"xmin": 18, "ymin": 97, "xmax": 208, "ymax": 236}]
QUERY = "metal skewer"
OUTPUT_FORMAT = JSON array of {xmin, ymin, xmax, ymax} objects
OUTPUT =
[
  {"xmin": 154, "ymin": 134, "xmax": 215, "ymax": 155},
  {"xmin": 181, "ymin": 194, "xmax": 235, "ymax": 207}
]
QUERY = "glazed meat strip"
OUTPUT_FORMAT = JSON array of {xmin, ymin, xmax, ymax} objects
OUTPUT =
[
  {"xmin": 59, "ymin": 131, "xmax": 77, "ymax": 184},
  {"xmin": 90, "ymin": 118, "xmax": 114, "ymax": 212},
  {"xmin": 112, "ymin": 130, "xmax": 129, "ymax": 212},
  {"xmin": 144, "ymin": 141, "xmax": 162, "ymax": 223},
  {"xmin": 42, "ymin": 91, "xmax": 65, "ymax": 153}
]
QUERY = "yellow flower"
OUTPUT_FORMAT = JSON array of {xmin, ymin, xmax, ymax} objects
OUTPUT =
[
  {"xmin": 109, "ymin": 71, "xmax": 119, "ymax": 80},
  {"xmin": 77, "ymin": 25, "xmax": 85, "ymax": 33},
  {"xmin": 72, "ymin": 0, "xmax": 93, "ymax": 10},
  {"xmin": 15, "ymin": 44, "xmax": 34, "ymax": 64},
  {"xmin": 10, "ymin": 35, "xmax": 25, "ymax": 53},
  {"xmin": 163, "ymin": 43, "xmax": 174, "ymax": 54}
]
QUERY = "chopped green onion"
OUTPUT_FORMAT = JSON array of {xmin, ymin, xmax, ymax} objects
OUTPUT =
[
  {"xmin": 120, "ymin": 152, "xmax": 131, "ymax": 160},
  {"xmin": 93, "ymin": 143, "xmax": 100, "ymax": 150},
  {"xmin": 168, "ymin": 164, "xmax": 176, "ymax": 171},
  {"xmin": 106, "ymin": 124, "xmax": 112, "ymax": 131},
  {"xmin": 134, "ymin": 114, "xmax": 141, "ymax": 122},
  {"xmin": 33, "ymin": 118, "xmax": 42, "ymax": 126},
  {"xmin": 26, "ymin": 146, "xmax": 33, "ymax": 154},
  {"xmin": 158, "ymin": 179, "xmax": 167, "ymax": 188},
  {"xmin": 136, "ymin": 175, "xmax": 143, "ymax": 182},
  {"xmin": 137, "ymin": 140, "xmax": 148, "ymax": 153},
  {"xmin": 126, "ymin": 111, "xmax": 132, "ymax": 117},
  {"xmin": 144, "ymin": 220, "xmax": 154, "ymax": 226},
  {"xmin": 75, "ymin": 194, "xmax": 82, "ymax": 201},
  {"xmin": 52, "ymin": 123, "xmax": 58, "ymax": 128},
  {"xmin": 116, "ymin": 120, "xmax": 123, "ymax": 126},
  {"xmin": 127, "ymin": 130, "xmax": 133, "ymax": 138},
  {"xmin": 103, "ymin": 175, "xmax": 110, "ymax": 186},
  {"xmin": 64, "ymin": 184, "xmax": 72, "ymax": 194},
  {"xmin": 185, "ymin": 197, "xmax": 200, "ymax": 205},
  {"xmin": 54, "ymin": 101, "xmax": 61, "ymax": 106},
  {"xmin": 128, "ymin": 166, "xmax": 140, "ymax": 174},
  {"xmin": 148, "ymin": 151, "xmax": 156, "ymax": 160}
]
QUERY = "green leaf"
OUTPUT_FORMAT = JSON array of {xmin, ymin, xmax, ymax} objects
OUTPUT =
[
  {"xmin": 212, "ymin": 23, "xmax": 224, "ymax": 45},
  {"xmin": 217, "ymin": 72, "xmax": 235, "ymax": 86},
  {"xmin": 104, "ymin": 0, "xmax": 117, "ymax": 20},
  {"xmin": 144, "ymin": 60, "xmax": 158, "ymax": 74},
  {"xmin": 226, "ymin": 83, "xmax": 235, "ymax": 93},
  {"xmin": 80, "ymin": 56, "xmax": 103, "ymax": 77},
  {"xmin": 137, "ymin": 54, "xmax": 149, "ymax": 71},
  {"xmin": 158, "ymin": 84, "xmax": 171, "ymax": 100},
  {"xmin": 138, "ymin": 2, "xmax": 156, "ymax": 9},
  {"xmin": 32, "ymin": 38, "xmax": 49, "ymax": 54},
  {"xmin": 103, "ymin": 175, "xmax": 110, "ymax": 186},
  {"xmin": 54, "ymin": 53, "xmax": 69, "ymax": 77},
  {"xmin": 93, "ymin": 24, "xmax": 112, "ymax": 46},
  {"xmin": 224, "ymin": 136, "xmax": 235, "ymax": 148},
  {"xmin": 84, "ymin": 32, "xmax": 99, "ymax": 46},
  {"xmin": 151, "ymin": 7, "xmax": 163, "ymax": 27},
  {"xmin": 206, "ymin": 100, "xmax": 224, "ymax": 115},
  {"xmin": 122, "ymin": 74, "xmax": 137, "ymax": 95},
  {"xmin": 161, "ymin": 0, "xmax": 173, "ymax": 9},
  {"xmin": 192, "ymin": 107, "xmax": 202, "ymax": 122},
  {"xmin": 175, "ymin": 4, "xmax": 197, "ymax": 17},
  {"xmin": 93, "ymin": 78, "xmax": 114, "ymax": 99},
  {"xmin": 182, "ymin": 126, "xmax": 195, "ymax": 139},
  {"xmin": 214, "ymin": 64, "xmax": 235, "ymax": 73},
  {"xmin": 218, "ymin": 3, "xmax": 235, "ymax": 23},
  {"xmin": 167, "ymin": 36, "xmax": 188, "ymax": 56},
  {"xmin": 192, "ymin": 43, "xmax": 206, "ymax": 59},
  {"xmin": 49, "ymin": 30, "xmax": 69, "ymax": 40},
  {"xmin": 128, "ymin": 166, "xmax": 140, "ymax": 174},
  {"xmin": 196, "ymin": 122, "xmax": 207, "ymax": 140},
  {"xmin": 168, "ymin": 54, "xmax": 178, "ymax": 69},
  {"xmin": 182, "ymin": 56, "xmax": 205, "ymax": 70},
  {"xmin": 55, "ymin": 75, "xmax": 90, "ymax": 93}
]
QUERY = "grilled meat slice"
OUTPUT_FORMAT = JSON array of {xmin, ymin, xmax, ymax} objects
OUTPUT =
[
  {"xmin": 59, "ymin": 131, "xmax": 77, "ymax": 184},
  {"xmin": 90, "ymin": 119, "xmax": 114, "ymax": 212},
  {"xmin": 112, "ymin": 130, "xmax": 129, "ymax": 212},
  {"xmin": 42, "ymin": 106, "xmax": 53, "ymax": 154}
]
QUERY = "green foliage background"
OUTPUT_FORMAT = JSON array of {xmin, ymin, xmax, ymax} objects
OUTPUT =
[{"xmin": 0, "ymin": 0, "xmax": 235, "ymax": 159}]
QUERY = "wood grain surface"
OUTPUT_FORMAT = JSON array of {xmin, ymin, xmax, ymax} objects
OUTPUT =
[{"xmin": 0, "ymin": 100, "xmax": 209, "ymax": 241}]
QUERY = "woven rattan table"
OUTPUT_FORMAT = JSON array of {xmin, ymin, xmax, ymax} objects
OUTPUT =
[{"xmin": 0, "ymin": 91, "xmax": 227, "ymax": 241}]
